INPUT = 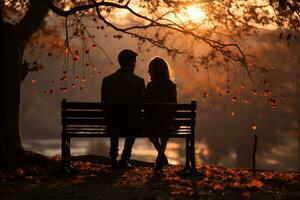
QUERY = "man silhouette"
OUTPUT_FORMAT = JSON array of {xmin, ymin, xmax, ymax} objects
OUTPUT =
[{"xmin": 101, "ymin": 49, "xmax": 145, "ymax": 169}]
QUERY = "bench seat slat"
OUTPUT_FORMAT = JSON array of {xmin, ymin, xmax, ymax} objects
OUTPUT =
[
  {"xmin": 66, "ymin": 133, "xmax": 192, "ymax": 138},
  {"xmin": 65, "ymin": 130, "xmax": 191, "ymax": 134},
  {"xmin": 63, "ymin": 111, "xmax": 195, "ymax": 118},
  {"xmin": 65, "ymin": 128, "xmax": 191, "ymax": 131},
  {"xmin": 64, "ymin": 118, "xmax": 194, "ymax": 125},
  {"xmin": 64, "ymin": 103, "xmax": 194, "ymax": 110}
]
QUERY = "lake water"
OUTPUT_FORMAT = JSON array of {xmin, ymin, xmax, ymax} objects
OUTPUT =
[
  {"xmin": 23, "ymin": 136, "xmax": 299, "ymax": 171},
  {"xmin": 23, "ymin": 138, "xmax": 205, "ymax": 165}
]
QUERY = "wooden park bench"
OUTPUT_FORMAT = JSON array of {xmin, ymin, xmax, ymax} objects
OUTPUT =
[{"xmin": 61, "ymin": 99, "xmax": 198, "ymax": 173}]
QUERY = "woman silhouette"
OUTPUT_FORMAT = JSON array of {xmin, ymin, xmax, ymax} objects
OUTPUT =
[{"xmin": 145, "ymin": 57, "xmax": 177, "ymax": 170}]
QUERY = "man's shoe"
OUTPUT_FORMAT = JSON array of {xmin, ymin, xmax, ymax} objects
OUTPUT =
[
  {"xmin": 119, "ymin": 160, "xmax": 134, "ymax": 170},
  {"xmin": 111, "ymin": 159, "xmax": 119, "ymax": 170}
]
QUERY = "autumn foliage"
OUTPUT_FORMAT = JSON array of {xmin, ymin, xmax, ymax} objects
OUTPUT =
[{"xmin": 0, "ymin": 152, "xmax": 299, "ymax": 199}]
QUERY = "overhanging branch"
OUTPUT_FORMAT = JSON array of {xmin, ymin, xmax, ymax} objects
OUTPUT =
[{"xmin": 45, "ymin": 0, "xmax": 251, "ymax": 76}]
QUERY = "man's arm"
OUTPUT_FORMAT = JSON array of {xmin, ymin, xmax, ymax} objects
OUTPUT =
[
  {"xmin": 140, "ymin": 79, "xmax": 146, "ymax": 103},
  {"xmin": 101, "ymin": 78, "xmax": 108, "ymax": 103}
]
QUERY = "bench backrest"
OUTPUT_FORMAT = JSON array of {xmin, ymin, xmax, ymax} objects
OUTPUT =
[{"xmin": 62, "ymin": 99, "xmax": 196, "ymax": 136}]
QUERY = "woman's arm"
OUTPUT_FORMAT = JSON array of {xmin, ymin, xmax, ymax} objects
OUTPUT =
[
  {"xmin": 172, "ymin": 84, "xmax": 177, "ymax": 103},
  {"xmin": 145, "ymin": 83, "xmax": 153, "ymax": 103}
]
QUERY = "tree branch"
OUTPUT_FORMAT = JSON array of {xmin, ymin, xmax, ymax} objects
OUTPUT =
[
  {"xmin": 45, "ymin": 0, "xmax": 251, "ymax": 75},
  {"xmin": 14, "ymin": 0, "xmax": 50, "ymax": 44}
]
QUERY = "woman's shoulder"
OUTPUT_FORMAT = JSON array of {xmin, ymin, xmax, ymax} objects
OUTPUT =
[{"xmin": 147, "ymin": 80, "xmax": 176, "ymax": 88}]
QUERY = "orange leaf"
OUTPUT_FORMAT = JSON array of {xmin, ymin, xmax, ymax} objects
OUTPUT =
[
  {"xmin": 16, "ymin": 168, "xmax": 25, "ymax": 176},
  {"xmin": 246, "ymin": 179, "xmax": 264, "ymax": 188},
  {"xmin": 232, "ymin": 181, "xmax": 241, "ymax": 188},
  {"xmin": 213, "ymin": 183, "xmax": 224, "ymax": 190},
  {"xmin": 205, "ymin": 170, "xmax": 212, "ymax": 177},
  {"xmin": 242, "ymin": 191, "xmax": 251, "ymax": 199}
]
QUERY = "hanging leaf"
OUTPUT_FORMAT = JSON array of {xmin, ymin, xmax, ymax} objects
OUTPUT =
[
  {"xmin": 245, "ymin": 98, "xmax": 250, "ymax": 104},
  {"xmin": 252, "ymin": 90, "xmax": 258, "ymax": 96},
  {"xmin": 231, "ymin": 96, "xmax": 237, "ymax": 102},
  {"xmin": 264, "ymin": 89, "xmax": 272, "ymax": 97}
]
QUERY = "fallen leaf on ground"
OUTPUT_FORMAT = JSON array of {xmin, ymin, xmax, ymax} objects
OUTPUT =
[{"xmin": 246, "ymin": 179, "xmax": 264, "ymax": 188}]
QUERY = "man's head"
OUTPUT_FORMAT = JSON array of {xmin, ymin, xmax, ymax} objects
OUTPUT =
[{"xmin": 118, "ymin": 49, "xmax": 138, "ymax": 72}]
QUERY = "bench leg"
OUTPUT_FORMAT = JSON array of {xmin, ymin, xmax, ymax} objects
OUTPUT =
[
  {"xmin": 61, "ymin": 135, "xmax": 71, "ymax": 172},
  {"xmin": 186, "ymin": 134, "xmax": 204, "ymax": 176},
  {"xmin": 66, "ymin": 137, "xmax": 71, "ymax": 170},
  {"xmin": 190, "ymin": 134, "xmax": 197, "ymax": 172},
  {"xmin": 61, "ymin": 135, "xmax": 66, "ymax": 168},
  {"xmin": 183, "ymin": 137, "xmax": 191, "ymax": 171}
]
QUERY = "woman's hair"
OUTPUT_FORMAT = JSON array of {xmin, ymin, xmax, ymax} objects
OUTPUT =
[{"xmin": 149, "ymin": 57, "xmax": 174, "ymax": 81}]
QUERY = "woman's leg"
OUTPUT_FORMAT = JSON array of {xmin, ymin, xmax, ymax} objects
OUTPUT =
[
  {"xmin": 160, "ymin": 138, "xmax": 168, "ymax": 152},
  {"xmin": 150, "ymin": 138, "xmax": 165, "ymax": 169},
  {"xmin": 160, "ymin": 138, "xmax": 169, "ymax": 165},
  {"xmin": 150, "ymin": 138, "xmax": 163, "ymax": 153}
]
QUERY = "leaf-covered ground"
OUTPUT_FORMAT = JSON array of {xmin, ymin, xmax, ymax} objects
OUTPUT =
[{"xmin": 0, "ymin": 151, "xmax": 299, "ymax": 200}]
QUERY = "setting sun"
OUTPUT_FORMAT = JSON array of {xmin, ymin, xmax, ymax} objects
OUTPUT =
[
  {"xmin": 176, "ymin": 4, "xmax": 207, "ymax": 24},
  {"xmin": 185, "ymin": 5, "xmax": 206, "ymax": 23}
]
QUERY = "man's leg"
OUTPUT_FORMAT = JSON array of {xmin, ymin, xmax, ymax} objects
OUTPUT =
[
  {"xmin": 120, "ymin": 137, "xmax": 135, "ymax": 168},
  {"xmin": 110, "ymin": 136, "xmax": 119, "ymax": 168}
]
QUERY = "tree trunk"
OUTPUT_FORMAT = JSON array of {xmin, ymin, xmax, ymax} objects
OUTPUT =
[
  {"xmin": 297, "ymin": 93, "xmax": 300, "ymax": 171},
  {"xmin": 298, "ymin": 128, "xmax": 300, "ymax": 171},
  {"xmin": 0, "ymin": 24, "xmax": 25, "ymax": 166},
  {"xmin": 0, "ymin": 0, "xmax": 50, "ymax": 167},
  {"xmin": 295, "ymin": 95, "xmax": 300, "ymax": 172},
  {"xmin": 293, "ymin": 55, "xmax": 300, "ymax": 172},
  {"xmin": 0, "ymin": 2, "xmax": 13, "ymax": 166}
]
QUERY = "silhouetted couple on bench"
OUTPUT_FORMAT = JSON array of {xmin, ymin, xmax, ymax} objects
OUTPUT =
[{"xmin": 101, "ymin": 49, "xmax": 177, "ymax": 171}]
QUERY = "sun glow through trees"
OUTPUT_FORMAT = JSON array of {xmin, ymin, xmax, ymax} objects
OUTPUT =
[
  {"xmin": 176, "ymin": 4, "xmax": 207, "ymax": 24},
  {"xmin": 185, "ymin": 5, "xmax": 206, "ymax": 23}
]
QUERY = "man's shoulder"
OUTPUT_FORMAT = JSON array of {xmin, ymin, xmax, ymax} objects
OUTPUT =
[
  {"xmin": 105, "ymin": 72, "xmax": 143, "ymax": 80},
  {"xmin": 103, "ymin": 72, "xmax": 118, "ymax": 81}
]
